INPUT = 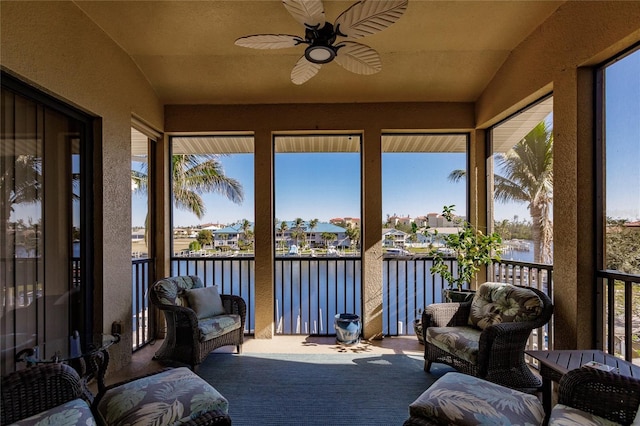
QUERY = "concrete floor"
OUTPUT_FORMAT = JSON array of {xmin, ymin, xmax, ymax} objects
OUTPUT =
[{"xmin": 97, "ymin": 335, "xmax": 424, "ymax": 392}]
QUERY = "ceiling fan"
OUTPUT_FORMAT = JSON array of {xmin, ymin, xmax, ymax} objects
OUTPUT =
[{"xmin": 235, "ymin": 0, "xmax": 409, "ymax": 85}]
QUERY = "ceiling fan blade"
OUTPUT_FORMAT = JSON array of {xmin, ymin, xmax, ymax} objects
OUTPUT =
[
  {"xmin": 334, "ymin": 0, "xmax": 408, "ymax": 39},
  {"xmin": 235, "ymin": 34, "xmax": 303, "ymax": 49},
  {"xmin": 334, "ymin": 41, "xmax": 381, "ymax": 75},
  {"xmin": 283, "ymin": 0, "xmax": 326, "ymax": 29},
  {"xmin": 291, "ymin": 56, "xmax": 322, "ymax": 85}
]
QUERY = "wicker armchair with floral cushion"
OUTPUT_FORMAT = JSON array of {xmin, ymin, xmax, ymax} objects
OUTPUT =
[
  {"xmin": 150, "ymin": 275, "xmax": 246, "ymax": 369},
  {"xmin": 1, "ymin": 363, "xmax": 96, "ymax": 426},
  {"xmin": 549, "ymin": 366, "xmax": 640, "ymax": 425},
  {"xmin": 423, "ymin": 282, "xmax": 553, "ymax": 390}
]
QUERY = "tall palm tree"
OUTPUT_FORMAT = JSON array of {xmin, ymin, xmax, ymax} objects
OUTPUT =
[
  {"xmin": 277, "ymin": 220, "xmax": 289, "ymax": 250},
  {"xmin": 450, "ymin": 122, "xmax": 553, "ymax": 263},
  {"xmin": 132, "ymin": 154, "xmax": 244, "ymax": 220},
  {"xmin": 292, "ymin": 217, "xmax": 305, "ymax": 247},
  {"xmin": 170, "ymin": 154, "xmax": 244, "ymax": 219},
  {"xmin": 240, "ymin": 218, "xmax": 253, "ymax": 249},
  {"xmin": 132, "ymin": 154, "xmax": 243, "ymax": 248}
]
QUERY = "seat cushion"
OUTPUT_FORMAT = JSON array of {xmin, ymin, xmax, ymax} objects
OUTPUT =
[
  {"xmin": 198, "ymin": 314, "xmax": 242, "ymax": 341},
  {"xmin": 96, "ymin": 367, "xmax": 228, "ymax": 426},
  {"xmin": 468, "ymin": 282, "xmax": 543, "ymax": 330},
  {"xmin": 10, "ymin": 398, "xmax": 95, "ymax": 426},
  {"xmin": 426, "ymin": 326, "xmax": 481, "ymax": 364},
  {"xmin": 549, "ymin": 404, "xmax": 621, "ymax": 426},
  {"xmin": 409, "ymin": 372, "xmax": 545, "ymax": 425}
]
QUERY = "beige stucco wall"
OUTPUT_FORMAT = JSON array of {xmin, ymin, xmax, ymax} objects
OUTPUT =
[
  {"xmin": 477, "ymin": 1, "xmax": 640, "ymax": 349},
  {"xmin": 1, "ymin": 1, "xmax": 164, "ymax": 369}
]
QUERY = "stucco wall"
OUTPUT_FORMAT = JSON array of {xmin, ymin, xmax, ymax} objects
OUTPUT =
[{"xmin": 1, "ymin": 1, "xmax": 163, "ymax": 369}]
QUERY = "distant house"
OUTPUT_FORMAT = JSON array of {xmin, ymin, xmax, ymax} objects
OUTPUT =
[
  {"xmin": 212, "ymin": 222, "xmax": 252, "ymax": 249},
  {"xmin": 382, "ymin": 228, "xmax": 409, "ymax": 247},
  {"xmin": 280, "ymin": 220, "xmax": 349, "ymax": 249}
]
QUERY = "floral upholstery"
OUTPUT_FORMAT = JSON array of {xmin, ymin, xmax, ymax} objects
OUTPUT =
[
  {"xmin": 9, "ymin": 398, "xmax": 96, "ymax": 426},
  {"xmin": 154, "ymin": 276, "xmax": 204, "ymax": 305},
  {"xmin": 95, "ymin": 367, "xmax": 228, "ymax": 426},
  {"xmin": 425, "ymin": 326, "xmax": 481, "ymax": 364},
  {"xmin": 406, "ymin": 372, "xmax": 545, "ymax": 426},
  {"xmin": 198, "ymin": 314, "xmax": 242, "ymax": 341},
  {"xmin": 468, "ymin": 282, "xmax": 543, "ymax": 330},
  {"xmin": 549, "ymin": 404, "xmax": 622, "ymax": 426}
]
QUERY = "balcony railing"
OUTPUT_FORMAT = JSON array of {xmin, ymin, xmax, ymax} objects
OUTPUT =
[
  {"xmin": 159, "ymin": 255, "xmax": 553, "ymax": 350},
  {"xmin": 132, "ymin": 257, "xmax": 154, "ymax": 351},
  {"xmin": 490, "ymin": 259, "xmax": 554, "ymax": 351},
  {"xmin": 597, "ymin": 270, "xmax": 640, "ymax": 362}
]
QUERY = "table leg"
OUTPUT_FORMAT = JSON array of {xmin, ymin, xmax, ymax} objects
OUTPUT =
[{"xmin": 542, "ymin": 376, "xmax": 551, "ymax": 421}]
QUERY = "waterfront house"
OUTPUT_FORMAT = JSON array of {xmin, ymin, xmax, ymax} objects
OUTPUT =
[{"xmin": 1, "ymin": 1, "xmax": 639, "ymax": 376}]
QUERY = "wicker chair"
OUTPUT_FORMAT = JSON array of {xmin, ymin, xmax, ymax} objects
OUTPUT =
[
  {"xmin": 422, "ymin": 282, "xmax": 553, "ymax": 390},
  {"xmin": 550, "ymin": 366, "xmax": 640, "ymax": 425},
  {"xmin": 149, "ymin": 275, "xmax": 246, "ymax": 369},
  {"xmin": 1, "ymin": 363, "xmax": 91, "ymax": 425}
]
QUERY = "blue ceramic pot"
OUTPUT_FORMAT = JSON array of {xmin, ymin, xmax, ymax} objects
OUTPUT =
[{"xmin": 334, "ymin": 313, "xmax": 361, "ymax": 345}]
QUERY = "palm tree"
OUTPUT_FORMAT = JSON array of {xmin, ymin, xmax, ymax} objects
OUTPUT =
[
  {"xmin": 345, "ymin": 223, "xmax": 360, "ymax": 250},
  {"xmin": 170, "ymin": 154, "xmax": 243, "ymax": 218},
  {"xmin": 240, "ymin": 219, "xmax": 253, "ymax": 250},
  {"xmin": 132, "ymin": 154, "xmax": 244, "ymax": 243},
  {"xmin": 309, "ymin": 218, "xmax": 318, "ymax": 247},
  {"xmin": 450, "ymin": 122, "xmax": 553, "ymax": 263},
  {"xmin": 292, "ymin": 217, "xmax": 305, "ymax": 247},
  {"xmin": 277, "ymin": 221, "xmax": 289, "ymax": 251}
]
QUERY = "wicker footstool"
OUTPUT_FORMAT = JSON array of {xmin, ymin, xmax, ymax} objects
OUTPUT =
[
  {"xmin": 94, "ymin": 367, "xmax": 230, "ymax": 425},
  {"xmin": 403, "ymin": 372, "xmax": 545, "ymax": 425}
]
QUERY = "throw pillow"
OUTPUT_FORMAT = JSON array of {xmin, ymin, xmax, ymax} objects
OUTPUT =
[
  {"xmin": 184, "ymin": 286, "xmax": 226, "ymax": 320},
  {"xmin": 468, "ymin": 282, "xmax": 543, "ymax": 330}
]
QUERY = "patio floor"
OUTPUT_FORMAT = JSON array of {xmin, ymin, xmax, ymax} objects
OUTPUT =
[{"xmin": 102, "ymin": 335, "xmax": 424, "ymax": 388}]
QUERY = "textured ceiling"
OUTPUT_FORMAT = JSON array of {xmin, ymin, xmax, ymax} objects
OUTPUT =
[{"xmin": 75, "ymin": 0, "xmax": 564, "ymax": 105}]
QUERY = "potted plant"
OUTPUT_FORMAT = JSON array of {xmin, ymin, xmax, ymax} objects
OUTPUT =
[{"xmin": 429, "ymin": 205, "xmax": 502, "ymax": 302}]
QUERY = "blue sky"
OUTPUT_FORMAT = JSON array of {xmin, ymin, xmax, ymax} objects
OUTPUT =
[
  {"xmin": 605, "ymin": 49, "xmax": 640, "ymax": 221},
  {"xmin": 158, "ymin": 148, "xmax": 525, "ymax": 227},
  {"xmin": 132, "ymin": 48, "xmax": 640, "ymax": 228}
]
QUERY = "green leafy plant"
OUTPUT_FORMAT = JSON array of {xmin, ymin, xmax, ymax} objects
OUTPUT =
[{"xmin": 429, "ymin": 205, "xmax": 503, "ymax": 290}]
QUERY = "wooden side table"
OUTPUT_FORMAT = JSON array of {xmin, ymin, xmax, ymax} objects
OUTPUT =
[{"xmin": 526, "ymin": 349, "xmax": 640, "ymax": 417}]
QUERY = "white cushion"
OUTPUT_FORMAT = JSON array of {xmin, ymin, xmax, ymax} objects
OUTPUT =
[{"xmin": 184, "ymin": 286, "xmax": 226, "ymax": 319}]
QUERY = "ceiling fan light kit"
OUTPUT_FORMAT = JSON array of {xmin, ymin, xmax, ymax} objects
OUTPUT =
[{"xmin": 234, "ymin": 0, "xmax": 408, "ymax": 84}]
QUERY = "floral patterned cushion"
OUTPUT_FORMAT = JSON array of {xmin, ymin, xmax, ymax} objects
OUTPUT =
[
  {"xmin": 549, "ymin": 404, "xmax": 621, "ymax": 426},
  {"xmin": 198, "ymin": 314, "xmax": 242, "ymax": 341},
  {"xmin": 96, "ymin": 367, "xmax": 228, "ymax": 426},
  {"xmin": 409, "ymin": 372, "xmax": 545, "ymax": 425},
  {"xmin": 10, "ymin": 398, "xmax": 96, "ymax": 426},
  {"xmin": 425, "ymin": 326, "xmax": 481, "ymax": 364},
  {"xmin": 154, "ymin": 276, "xmax": 204, "ymax": 305},
  {"xmin": 468, "ymin": 282, "xmax": 543, "ymax": 330}
]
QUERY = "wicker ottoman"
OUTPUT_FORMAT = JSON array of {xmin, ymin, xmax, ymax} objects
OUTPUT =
[
  {"xmin": 404, "ymin": 372, "xmax": 545, "ymax": 426},
  {"xmin": 94, "ymin": 367, "xmax": 230, "ymax": 426}
]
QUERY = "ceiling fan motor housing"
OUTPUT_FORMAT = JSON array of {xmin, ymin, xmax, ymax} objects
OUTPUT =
[{"xmin": 304, "ymin": 22, "xmax": 340, "ymax": 64}]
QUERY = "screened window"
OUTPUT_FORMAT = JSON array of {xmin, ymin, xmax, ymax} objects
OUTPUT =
[
  {"xmin": 1, "ymin": 75, "xmax": 93, "ymax": 375},
  {"xmin": 489, "ymin": 96, "xmax": 553, "ymax": 265}
]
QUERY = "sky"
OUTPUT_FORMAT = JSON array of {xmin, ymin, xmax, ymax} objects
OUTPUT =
[
  {"xmin": 130, "ymin": 49, "xmax": 640, "ymax": 228},
  {"xmin": 605, "ymin": 49, "xmax": 640, "ymax": 221}
]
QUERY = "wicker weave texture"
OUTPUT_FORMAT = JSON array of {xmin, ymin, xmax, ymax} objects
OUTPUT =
[
  {"xmin": 558, "ymin": 367, "xmax": 640, "ymax": 425},
  {"xmin": 423, "ymin": 284, "xmax": 553, "ymax": 390},
  {"xmin": 149, "ymin": 275, "xmax": 247, "ymax": 369},
  {"xmin": 1, "ymin": 363, "xmax": 86, "ymax": 425}
]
